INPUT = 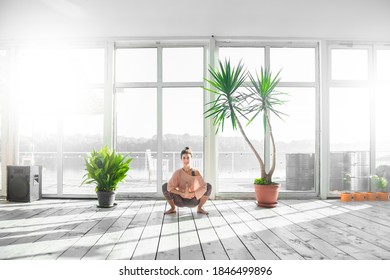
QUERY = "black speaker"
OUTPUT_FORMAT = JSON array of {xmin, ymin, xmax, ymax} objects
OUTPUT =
[{"xmin": 7, "ymin": 165, "xmax": 42, "ymax": 202}]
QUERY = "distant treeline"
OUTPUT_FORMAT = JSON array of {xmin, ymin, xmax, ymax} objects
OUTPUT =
[{"xmin": 18, "ymin": 133, "xmax": 315, "ymax": 153}]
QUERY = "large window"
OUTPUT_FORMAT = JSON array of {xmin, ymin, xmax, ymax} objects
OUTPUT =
[
  {"xmin": 116, "ymin": 88, "xmax": 157, "ymax": 193},
  {"xmin": 270, "ymin": 48, "xmax": 316, "ymax": 82},
  {"xmin": 0, "ymin": 49, "xmax": 6, "ymax": 84},
  {"xmin": 0, "ymin": 49, "xmax": 4, "ymax": 191},
  {"xmin": 6, "ymin": 40, "xmax": 390, "ymax": 199},
  {"xmin": 62, "ymin": 89, "xmax": 104, "ymax": 195},
  {"xmin": 163, "ymin": 88, "xmax": 204, "ymax": 178},
  {"xmin": 329, "ymin": 48, "xmax": 370, "ymax": 195},
  {"xmin": 116, "ymin": 48, "xmax": 157, "ymax": 83},
  {"xmin": 0, "ymin": 92, "xmax": 2, "ymax": 192},
  {"xmin": 163, "ymin": 47, "xmax": 203, "ymax": 82},
  {"xmin": 16, "ymin": 48, "xmax": 105, "ymax": 195},
  {"xmin": 115, "ymin": 48, "xmax": 158, "ymax": 193},
  {"xmin": 219, "ymin": 47, "xmax": 265, "ymax": 79},
  {"xmin": 162, "ymin": 47, "xmax": 204, "ymax": 179},
  {"xmin": 375, "ymin": 49, "xmax": 390, "ymax": 191},
  {"xmin": 217, "ymin": 46, "xmax": 318, "ymax": 193},
  {"xmin": 271, "ymin": 48, "xmax": 317, "ymax": 193},
  {"xmin": 217, "ymin": 47, "xmax": 265, "ymax": 192},
  {"xmin": 331, "ymin": 49, "xmax": 368, "ymax": 80},
  {"xmin": 114, "ymin": 46, "xmax": 204, "ymax": 194},
  {"xmin": 272, "ymin": 88, "xmax": 316, "ymax": 192},
  {"xmin": 16, "ymin": 49, "xmax": 59, "ymax": 194},
  {"xmin": 329, "ymin": 88, "xmax": 370, "ymax": 194}
]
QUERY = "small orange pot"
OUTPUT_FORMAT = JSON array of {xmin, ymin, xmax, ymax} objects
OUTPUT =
[
  {"xmin": 365, "ymin": 192, "xmax": 377, "ymax": 201},
  {"xmin": 340, "ymin": 192, "xmax": 352, "ymax": 202},
  {"xmin": 353, "ymin": 192, "xmax": 365, "ymax": 201},
  {"xmin": 377, "ymin": 192, "xmax": 389, "ymax": 201}
]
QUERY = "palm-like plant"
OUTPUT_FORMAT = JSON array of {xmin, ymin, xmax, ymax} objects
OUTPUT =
[
  {"xmin": 204, "ymin": 59, "xmax": 287, "ymax": 184},
  {"xmin": 204, "ymin": 59, "xmax": 248, "ymax": 133},
  {"xmin": 82, "ymin": 146, "xmax": 132, "ymax": 192}
]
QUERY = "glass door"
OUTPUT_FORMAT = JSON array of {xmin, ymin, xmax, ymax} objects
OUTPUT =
[{"xmin": 328, "ymin": 47, "xmax": 371, "ymax": 196}]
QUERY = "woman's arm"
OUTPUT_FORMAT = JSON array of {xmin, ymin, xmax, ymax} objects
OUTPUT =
[
  {"xmin": 168, "ymin": 186, "xmax": 195, "ymax": 199},
  {"xmin": 192, "ymin": 170, "xmax": 207, "ymax": 200},
  {"xmin": 167, "ymin": 169, "xmax": 196, "ymax": 199}
]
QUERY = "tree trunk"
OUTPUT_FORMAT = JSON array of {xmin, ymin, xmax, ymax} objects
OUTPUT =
[
  {"xmin": 266, "ymin": 115, "xmax": 276, "ymax": 182},
  {"xmin": 234, "ymin": 112, "xmax": 267, "ymax": 179}
]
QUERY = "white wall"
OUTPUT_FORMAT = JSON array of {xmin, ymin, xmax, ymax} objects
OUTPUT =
[{"xmin": 0, "ymin": 0, "xmax": 390, "ymax": 41}]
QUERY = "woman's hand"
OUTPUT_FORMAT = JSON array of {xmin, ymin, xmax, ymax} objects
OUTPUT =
[
  {"xmin": 182, "ymin": 192, "xmax": 195, "ymax": 199},
  {"xmin": 170, "ymin": 188, "xmax": 195, "ymax": 199},
  {"xmin": 181, "ymin": 187, "xmax": 195, "ymax": 199}
]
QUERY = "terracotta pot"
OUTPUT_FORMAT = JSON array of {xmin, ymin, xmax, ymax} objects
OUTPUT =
[
  {"xmin": 254, "ymin": 183, "xmax": 280, "ymax": 208},
  {"xmin": 365, "ymin": 192, "xmax": 376, "ymax": 201},
  {"xmin": 340, "ymin": 192, "xmax": 352, "ymax": 202},
  {"xmin": 377, "ymin": 192, "xmax": 389, "ymax": 201},
  {"xmin": 353, "ymin": 192, "xmax": 365, "ymax": 201}
]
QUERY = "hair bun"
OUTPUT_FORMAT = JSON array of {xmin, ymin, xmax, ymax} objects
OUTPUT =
[{"xmin": 181, "ymin": 147, "xmax": 192, "ymax": 159}]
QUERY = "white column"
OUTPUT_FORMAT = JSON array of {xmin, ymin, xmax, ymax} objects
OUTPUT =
[
  {"xmin": 320, "ymin": 40, "xmax": 330, "ymax": 199},
  {"xmin": 264, "ymin": 46, "xmax": 271, "ymax": 173},
  {"xmin": 204, "ymin": 36, "xmax": 217, "ymax": 199},
  {"xmin": 104, "ymin": 42, "xmax": 115, "ymax": 149},
  {"xmin": 156, "ymin": 47, "xmax": 163, "ymax": 196},
  {"xmin": 369, "ymin": 46, "xmax": 376, "ymax": 180}
]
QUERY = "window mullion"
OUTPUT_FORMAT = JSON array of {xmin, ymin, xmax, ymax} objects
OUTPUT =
[{"xmin": 157, "ymin": 47, "xmax": 163, "ymax": 196}]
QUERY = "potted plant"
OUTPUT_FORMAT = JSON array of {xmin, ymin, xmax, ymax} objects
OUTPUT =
[
  {"xmin": 82, "ymin": 146, "xmax": 132, "ymax": 207},
  {"xmin": 204, "ymin": 60, "xmax": 287, "ymax": 207},
  {"xmin": 371, "ymin": 174, "xmax": 388, "ymax": 201},
  {"xmin": 340, "ymin": 172, "xmax": 353, "ymax": 201}
]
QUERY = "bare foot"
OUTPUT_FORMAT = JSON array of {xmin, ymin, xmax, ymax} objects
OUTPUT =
[
  {"xmin": 197, "ymin": 208, "xmax": 208, "ymax": 215},
  {"xmin": 164, "ymin": 208, "xmax": 176, "ymax": 214}
]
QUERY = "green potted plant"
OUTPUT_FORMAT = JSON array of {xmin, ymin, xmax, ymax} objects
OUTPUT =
[
  {"xmin": 371, "ymin": 174, "xmax": 388, "ymax": 201},
  {"xmin": 204, "ymin": 59, "xmax": 287, "ymax": 207},
  {"xmin": 340, "ymin": 172, "xmax": 353, "ymax": 201},
  {"xmin": 82, "ymin": 146, "xmax": 132, "ymax": 207}
]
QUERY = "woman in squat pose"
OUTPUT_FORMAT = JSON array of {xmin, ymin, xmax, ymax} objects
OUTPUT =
[{"xmin": 162, "ymin": 147, "xmax": 212, "ymax": 215}]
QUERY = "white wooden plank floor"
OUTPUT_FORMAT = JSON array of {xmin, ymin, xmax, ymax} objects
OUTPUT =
[{"xmin": 1, "ymin": 198, "xmax": 390, "ymax": 260}]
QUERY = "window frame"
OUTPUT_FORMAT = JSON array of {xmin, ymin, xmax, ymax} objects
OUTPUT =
[
  {"xmin": 326, "ymin": 42, "xmax": 374, "ymax": 197},
  {"xmin": 214, "ymin": 40, "xmax": 321, "ymax": 199},
  {"xmin": 114, "ymin": 41, "xmax": 208, "ymax": 199}
]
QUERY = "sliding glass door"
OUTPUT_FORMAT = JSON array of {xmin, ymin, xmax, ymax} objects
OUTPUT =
[{"xmin": 217, "ymin": 45, "xmax": 318, "ymax": 195}]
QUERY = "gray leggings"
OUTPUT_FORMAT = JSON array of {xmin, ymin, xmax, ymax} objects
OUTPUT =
[{"xmin": 162, "ymin": 183, "xmax": 212, "ymax": 207}]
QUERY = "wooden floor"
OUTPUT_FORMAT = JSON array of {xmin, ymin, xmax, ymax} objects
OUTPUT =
[{"xmin": 1, "ymin": 198, "xmax": 390, "ymax": 260}]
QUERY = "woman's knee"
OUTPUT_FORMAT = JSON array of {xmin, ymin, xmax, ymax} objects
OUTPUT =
[
  {"xmin": 162, "ymin": 182, "xmax": 168, "ymax": 192},
  {"xmin": 162, "ymin": 183, "xmax": 173, "ymax": 200},
  {"xmin": 205, "ymin": 183, "xmax": 212, "ymax": 196}
]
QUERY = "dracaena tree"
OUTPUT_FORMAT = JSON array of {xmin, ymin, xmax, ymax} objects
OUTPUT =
[{"xmin": 204, "ymin": 59, "xmax": 287, "ymax": 184}]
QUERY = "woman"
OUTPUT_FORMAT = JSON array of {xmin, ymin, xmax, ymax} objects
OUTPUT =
[{"xmin": 162, "ymin": 147, "xmax": 212, "ymax": 215}]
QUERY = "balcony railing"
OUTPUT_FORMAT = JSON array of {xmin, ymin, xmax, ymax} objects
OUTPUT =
[{"xmin": 16, "ymin": 150, "xmax": 390, "ymax": 194}]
